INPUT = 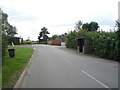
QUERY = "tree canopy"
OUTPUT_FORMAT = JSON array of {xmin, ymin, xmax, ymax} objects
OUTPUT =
[
  {"xmin": 82, "ymin": 22, "xmax": 99, "ymax": 31},
  {"xmin": 75, "ymin": 20, "xmax": 82, "ymax": 30},
  {"xmin": 1, "ymin": 9, "xmax": 18, "ymax": 60},
  {"xmin": 2, "ymin": 12, "xmax": 17, "ymax": 36},
  {"xmin": 38, "ymin": 27, "xmax": 50, "ymax": 42},
  {"xmin": 75, "ymin": 20, "xmax": 99, "ymax": 31}
]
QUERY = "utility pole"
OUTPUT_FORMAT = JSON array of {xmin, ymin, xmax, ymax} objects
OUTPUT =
[{"xmin": 118, "ymin": 1, "xmax": 120, "ymax": 22}]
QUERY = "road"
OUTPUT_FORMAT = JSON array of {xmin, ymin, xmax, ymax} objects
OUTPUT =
[{"xmin": 20, "ymin": 45, "xmax": 118, "ymax": 89}]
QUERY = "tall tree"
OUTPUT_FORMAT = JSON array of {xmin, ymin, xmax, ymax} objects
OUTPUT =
[
  {"xmin": 1, "ymin": 9, "xmax": 18, "ymax": 60},
  {"xmin": 82, "ymin": 21, "xmax": 99, "ymax": 31},
  {"xmin": 2, "ymin": 12, "xmax": 17, "ymax": 36},
  {"xmin": 38, "ymin": 27, "xmax": 50, "ymax": 42},
  {"xmin": 82, "ymin": 23, "xmax": 89, "ymax": 31},
  {"xmin": 88, "ymin": 22, "xmax": 99, "ymax": 31},
  {"xmin": 1, "ymin": 11, "xmax": 8, "ymax": 59},
  {"xmin": 51, "ymin": 34, "xmax": 59, "ymax": 40},
  {"xmin": 75, "ymin": 20, "xmax": 82, "ymax": 30}
]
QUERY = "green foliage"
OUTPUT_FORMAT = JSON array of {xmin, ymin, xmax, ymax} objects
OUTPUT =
[
  {"xmin": 66, "ymin": 29, "xmax": 119, "ymax": 61},
  {"xmin": 115, "ymin": 21, "xmax": 120, "ymax": 61},
  {"xmin": 76, "ymin": 30, "xmax": 93, "ymax": 39},
  {"xmin": 38, "ymin": 27, "xmax": 50, "ymax": 42},
  {"xmin": 82, "ymin": 23, "xmax": 89, "ymax": 31},
  {"xmin": 66, "ymin": 30, "xmax": 77, "ymax": 49},
  {"xmin": 50, "ymin": 34, "xmax": 59, "ymax": 40},
  {"xmin": 66, "ymin": 30, "xmax": 93, "ymax": 49},
  {"xmin": 3, "ymin": 47, "xmax": 34, "ymax": 88},
  {"xmin": 82, "ymin": 22, "xmax": 99, "ymax": 31},
  {"xmin": 39, "ymin": 41, "xmax": 47, "ymax": 44},
  {"xmin": 6, "ymin": 26, "xmax": 17, "ymax": 37},
  {"xmin": 2, "ymin": 12, "xmax": 17, "ymax": 37},
  {"xmin": 7, "ymin": 36, "xmax": 20, "ymax": 45},
  {"xmin": 2, "ymin": 33, "xmax": 8, "ymax": 60},
  {"xmin": 1, "ymin": 10, "xmax": 18, "ymax": 60},
  {"xmin": 75, "ymin": 20, "xmax": 83, "ymax": 30},
  {"xmin": 92, "ymin": 31, "xmax": 118, "ymax": 60}
]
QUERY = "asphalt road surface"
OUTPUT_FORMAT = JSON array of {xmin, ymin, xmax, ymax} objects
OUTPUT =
[{"xmin": 21, "ymin": 45, "xmax": 118, "ymax": 89}]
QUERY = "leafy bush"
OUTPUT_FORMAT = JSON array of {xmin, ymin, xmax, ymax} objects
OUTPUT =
[
  {"xmin": 115, "ymin": 22, "xmax": 120, "ymax": 61},
  {"xmin": 66, "ymin": 29, "xmax": 119, "ymax": 61},
  {"xmin": 39, "ymin": 41, "xmax": 47, "ymax": 44},
  {"xmin": 92, "ymin": 31, "xmax": 118, "ymax": 60},
  {"xmin": 66, "ymin": 30, "xmax": 93, "ymax": 49},
  {"xmin": 7, "ymin": 36, "xmax": 20, "ymax": 45},
  {"xmin": 66, "ymin": 30, "xmax": 77, "ymax": 49},
  {"xmin": 2, "ymin": 33, "xmax": 8, "ymax": 60}
]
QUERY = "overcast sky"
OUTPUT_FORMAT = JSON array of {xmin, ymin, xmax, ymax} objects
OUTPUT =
[{"xmin": 0, "ymin": 0, "xmax": 119, "ymax": 41}]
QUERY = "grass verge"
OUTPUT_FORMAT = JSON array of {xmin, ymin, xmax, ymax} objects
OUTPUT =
[{"xmin": 2, "ymin": 47, "xmax": 34, "ymax": 88}]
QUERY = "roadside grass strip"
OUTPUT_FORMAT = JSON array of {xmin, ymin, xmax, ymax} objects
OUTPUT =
[{"xmin": 2, "ymin": 47, "xmax": 34, "ymax": 88}]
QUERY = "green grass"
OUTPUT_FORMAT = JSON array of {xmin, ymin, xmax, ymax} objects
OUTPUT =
[
  {"xmin": 2, "ymin": 47, "xmax": 34, "ymax": 88},
  {"xmin": 20, "ymin": 43, "xmax": 34, "ymax": 45},
  {"xmin": 0, "ymin": 68, "xmax": 2, "ymax": 89}
]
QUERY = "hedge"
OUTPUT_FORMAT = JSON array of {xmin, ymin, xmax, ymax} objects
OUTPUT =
[
  {"xmin": 2, "ymin": 34, "xmax": 8, "ymax": 60},
  {"xmin": 66, "ymin": 30, "xmax": 119, "ymax": 61},
  {"xmin": 7, "ymin": 36, "xmax": 20, "ymax": 45},
  {"xmin": 92, "ymin": 31, "xmax": 118, "ymax": 61}
]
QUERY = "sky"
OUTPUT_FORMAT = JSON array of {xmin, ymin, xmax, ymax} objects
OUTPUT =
[{"xmin": 0, "ymin": 0, "xmax": 119, "ymax": 41}]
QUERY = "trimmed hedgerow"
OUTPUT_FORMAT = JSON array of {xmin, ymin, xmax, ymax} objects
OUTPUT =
[
  {"xmin": 66, "ymin": 30, "xmax": 119, "ymax": 61},
  {"xmin": 92, "ymin": 31, "xmax": 118, "ymax": 61}
]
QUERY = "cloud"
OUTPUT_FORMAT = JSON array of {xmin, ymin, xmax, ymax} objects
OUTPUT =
[{"xmin": 0, "ymin": 0, "xmax": 119, "ymax": 40}]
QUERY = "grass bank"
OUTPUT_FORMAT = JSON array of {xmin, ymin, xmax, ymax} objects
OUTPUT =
[{"xmin": 2, "ymin": 47, "xmax": 34, "ymax": 88}]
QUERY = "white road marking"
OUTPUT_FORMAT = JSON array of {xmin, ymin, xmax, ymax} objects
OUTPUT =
[
  {"xmin": 65, "ymin": 56, "xmax": 73, "ymax": 61},
  {"xmin": 64, "ymin": 58, "xmax": 71, "ymax": 63},
  {"xmin": 81, "ymin": 70, "xmax": 110, "ymax": 89}
]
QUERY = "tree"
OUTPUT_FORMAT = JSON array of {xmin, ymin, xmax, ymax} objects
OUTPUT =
[
  {"xmin": 1, "ymin": 9, "xmax": 18, "ymax": 60},
  {"xmin": 38, "ymin": 27, "xmax": 50, "ymax": 42},
  {"xmin": 82, "ymin": 21, "xmax": 99, "ymax": 31},
  {"xmin": 6, "ymin": 25, "xmax": 17, "ymax": 36},
  {"xmin": 1, "ymin": 11, "xmax": 8, "ymax": 60},
  {"xmin": 82, "ymin": 23, "xmax": 89, "ymax": 31},
  {"xmin": 88, "ymin": 22, "xmax": 99, "ymax": 31},
  {"xmin": 51, "ymin": 34, "xmax": 59, "ymax": 40},
  {"xmin": 2, "ymin": 12, "xmax": 17, "ymax": 36},
  {"xmin": 75, "ymin": 20, "xmax": 82, "ymax": 30}
]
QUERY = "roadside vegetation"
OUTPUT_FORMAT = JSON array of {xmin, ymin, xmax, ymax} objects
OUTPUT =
[
  {"xmin": 66, "ymin": 21, "xmax": 120, "ymax": 61},
  {"xmin": 38, "ymin": 27, "xmax": 50, "ymax": 44},
  {"xmin": 50, "ymin": 20, "xmax": 119, "ymax": 61},
  {"xmin": 1, "ymin": 10, "xmax": 34, "ymax": 88},
  {"xmin": 2, "ymin": 47, "xmax": 34, "ymax": 88}
]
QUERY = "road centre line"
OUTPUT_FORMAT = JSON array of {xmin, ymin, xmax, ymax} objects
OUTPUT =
[
  {"xmin": 63, "ymin": 54, "xmax": 110, "ymax": 89},
  {"xmin": 81, "ymin": 70, "xmax": 111, "ymax": 89},
  {"xmin": 64, "ymin": 58, "xmax": 71, "ymax": 63}
]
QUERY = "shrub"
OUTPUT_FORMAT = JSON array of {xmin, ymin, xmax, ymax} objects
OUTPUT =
[
  {"xmin": 39, "ymin": 41, "xmax": 47, "ymax": 44},
  {"xmin": 7, "ymin": 36, "xmax": 20, "ymax": 45},
  {"xmin": 2, "ymin": 33, "xmax": 8, "ymax": 60},
  {"xmin": 66, "ymin": 30, "xmax": 77, "ymax": 49},
  {"xmin": 66, "ymin": 29, "xmax": 119, "ymax": 61},
  {"xmin": 92, "ymin": 31, "xmax": 118, "ymax": 60}
]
